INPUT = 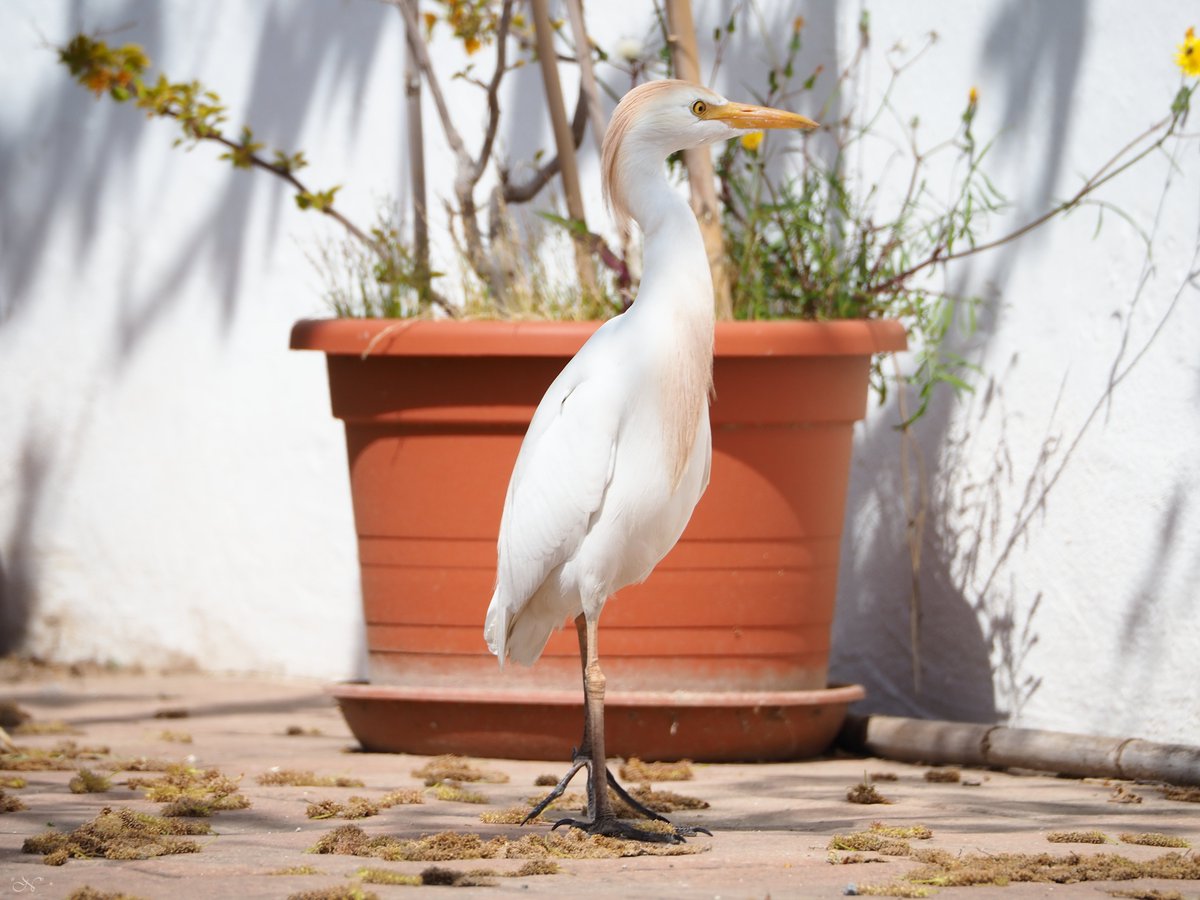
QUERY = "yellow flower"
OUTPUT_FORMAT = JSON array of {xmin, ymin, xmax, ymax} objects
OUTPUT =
[
  {"xmin": 740, "ymin": 131, "xmax": 764, "ymax": 152},
  {"xmin": 464, "ymin": 36, "xmax": 481, "ymax": 55},
  {"xmin": 968, "ymin": 85, "xmax": 979, "ymax": 106},
  {"xmin": 422, "ymin": 11, "xmax": 437, "ymax": 33},
  {"xmin": 1177, "ymin": 26, "xmax": 1200, "ymax": 77}
]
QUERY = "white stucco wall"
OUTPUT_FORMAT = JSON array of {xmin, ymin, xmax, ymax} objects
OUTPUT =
[{"xmin": 1, "ymin": 1, "xmax": 1196, "ymax": 746}]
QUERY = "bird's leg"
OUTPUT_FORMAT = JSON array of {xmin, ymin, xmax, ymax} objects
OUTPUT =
[
  {"xmin": 572, "ymin": 615, "xmax": 671, "ymax": 823},
  {"xmin": 548, "ymin": 616, "xmax": 707, "ymax": 843},
  {"xmin": 523, "ymin": 615, "xmax": 708, "ymax": 840},
  {"xmin": 520, "ymin": 616, "xmax": 592, "ymax": 825}
]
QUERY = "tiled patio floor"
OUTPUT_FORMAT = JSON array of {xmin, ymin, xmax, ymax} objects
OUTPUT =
[{"xmin": 1, "ymin": 670, "xmax": 1197, "ymax": 899}]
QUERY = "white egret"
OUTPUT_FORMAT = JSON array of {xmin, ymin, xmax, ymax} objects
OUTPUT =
[{"xmin": 484, "ymin": 79, "xmax": 818, "ymax": 842}]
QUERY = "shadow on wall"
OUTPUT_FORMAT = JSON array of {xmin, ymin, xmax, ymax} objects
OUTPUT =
[
  {"xmin": 0, "ymin": 430, "xmax": 58, "ymax": 655},
  {"xmin": 0, "ymin": 0, "xmax": 400, "ymax": 652},
  {"xmin": 0, "ymin": 0, "xmax": 396, "ymax": 347},
  {"xmin": 830, "ymin": 0, "xmax": 1089, "ymax": 723}
]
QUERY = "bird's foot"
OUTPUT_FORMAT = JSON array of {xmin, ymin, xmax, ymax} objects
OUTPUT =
[
  {"xmin": 521, "ymin": 755, "xmax": 588, "ymax": 825},
  {"xmin": 550, "ymin": 814, "xmax": 694, "ymax": 844},
  {"xmin": 523, "ymin": 756, "xmax": 675, "ymax": 825},
  {"xmin": 523, "ymin": 756, "xmax": 711, "ymax": 840}
]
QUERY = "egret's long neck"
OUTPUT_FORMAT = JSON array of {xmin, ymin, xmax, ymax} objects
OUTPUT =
[
  {"xmin": 621, "ymin": 151, "xmax": 715, "ymax": 324},
  {"xmin": 616, "ymin": 144, "xmax": 715, "ymax": 489}
]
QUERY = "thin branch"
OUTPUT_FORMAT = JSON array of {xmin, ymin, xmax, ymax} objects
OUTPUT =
[
  {"xmin": 870, "ymin": 113, "xmax": 1180, "ymax": 297},
  {"xmin": 472, "ymin": 0, "xmax": 515, "ymax": 182},
  {"xmin": 564, "ymin": 0, "xmax": 607, "ymax": 153},
  {"xmin": 166, "ymin": 115, "xmax": 379, "ymax": 252},
  {"xmin": 391, "ymin": 0, "xmax": 472, "ymax": 172}
]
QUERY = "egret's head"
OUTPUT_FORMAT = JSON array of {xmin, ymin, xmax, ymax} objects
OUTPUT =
[{"xmin": 602, "ymin": 79, "xmax": 817, "ymax": 228}]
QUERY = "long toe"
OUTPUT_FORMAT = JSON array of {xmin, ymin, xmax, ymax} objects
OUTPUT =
[{"xmin": 522, "ymin": 757, "xmax": 589, "ymax": 824}]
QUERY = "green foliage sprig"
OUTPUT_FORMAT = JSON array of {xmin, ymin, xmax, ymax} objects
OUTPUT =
[{"xmin": 57, "ymin": 34, "xmax": 448, "ymax": 316}]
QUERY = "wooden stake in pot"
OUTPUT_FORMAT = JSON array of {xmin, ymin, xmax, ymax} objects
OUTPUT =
[{"xmin": 530, "ymin": 0, "xmax": 598, "ymax": 298}]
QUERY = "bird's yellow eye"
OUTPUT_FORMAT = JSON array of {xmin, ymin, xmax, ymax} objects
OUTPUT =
[{"xmin": 690, "ymin": 99, "xmax": 708, "ymax": 117}]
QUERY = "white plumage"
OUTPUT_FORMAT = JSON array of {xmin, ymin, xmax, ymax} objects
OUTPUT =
[{"xmin": 483, "ymin": 79, "xmax": 817, "ymax": 842}]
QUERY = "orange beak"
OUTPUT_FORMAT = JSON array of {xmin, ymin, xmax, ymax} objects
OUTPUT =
[{"xmin": 703, "ymin": 102, "xmax": 818, "ymax": 131}]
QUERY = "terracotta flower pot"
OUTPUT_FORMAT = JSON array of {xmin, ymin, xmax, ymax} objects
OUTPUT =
[{"xmin": 291, "ymin": 317, "xmax": 905, "ymax": 761}]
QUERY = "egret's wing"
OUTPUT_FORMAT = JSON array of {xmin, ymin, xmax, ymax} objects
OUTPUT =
[{"xmin": 485, "ymin": 370, "xmax": 621, "ymax": 659}]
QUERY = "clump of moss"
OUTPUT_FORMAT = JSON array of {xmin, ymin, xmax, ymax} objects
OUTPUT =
[
  {"xmin": 870, "ymin": 822, "xmax": 932, "ymax": 840},
  {"xmin": 307, "ymin": 799, "xmax": 348, "ymax": 820},
  {"xmin": 420, "ymin": 866, "xmax": 492, "ymax": 887},
  {"xmin": 923, "ymin": 768, "xmax": 961, "ymax": 783},
  {"xmin": 307, "ymin": 796, "xmax": 382, "ymax": 820},
  {"xmin": 22, "ymin": 806, "xmax": 211, "ymax": 865},
  {"xmin": 534, "ymin": 773, "xmax": 560, "ymax": 786},
  {"xmin": 153, "ymin": 707, "xmax": 189, "ymax": 719},
  {"xmin": 1108, "ymin": 890, "xmax": 1184, "ymax": 899},
  {"xmin": 903, "ymin": 850, "xmax": 1200, "ymax": 887},
  {"xmin": 1, "ymin": 775, "xmax": 27, "ymax": 788},
  {"xmin": 269, "ymin": 864, "xmax": 321, "ymax": 875},
  {"xmin": 379, "ymin": 788, "xmax": 424, "ymax": 806},
  {"xmin": 849, "ymin": 884, "xmax": 933, "ymax": 897},
  {"xmin": 848, "ymin": 781, "xmax": 892, "ymax": 805},
  {"xmin": 70, "ymin": 767, "xmax": 113, "ymax": 793},
  {"xmin": 308, "ymin": 825, "xmax": 706, "ymax": 861},
  {"xmin": 287, "ymin": 887, "xmax": 379, "ymax": 900},
  {"xmin": 286, "ymin": 725, "xmax": 324, "ymax": 737},
  {"xmin": 412, "ymin": 755, "xmax": 509, "ymax": 786},
  {"xmin": 480, "ymin": 806, "xmax": 547, "ymax": 824},
  {"xmin": 828, "ymin": 851, "xmax": 889, "ymax": 865},
  {"xmin": 1, "ymin": 741, "xmax": 110, "ymax": 771},
  {"xmin": 1047, "ymin": 830, "xmax": 1109, "ymax": 844},
  {"xmin": 829, "ymin": 832, "xmax": 912, "ymax": 856},
  {"xmin": 516, "ymin": 860, "xmax": 560, "ymax": 875},
  {"xmin": 66, "ymin": 888, "xmax": 149, "ymax": 900},
  {"xmin": 354, "ymin": 867, "xmax": 422, "ymax": 885},
  {"xmin": 102, "ymin": 756, "xmax": 174, "ymax": 773},
  {"xmin": 159, "ymin": 796, "xmax": 220, "ymax": 817},
  {"xmin": 1, "ymin": 788, "xmax": 28, "ymax": 812},
  {"xmin": 618, "ymin": 758, "xmax": 694, "ymax": 782},
  {"xmin": 128, "ymin": 763, "xmax": 250, "ymax": 814},
  {"xmin": 869, "ymin": 772, "xmax": 900, "ymax": 782},
  {"xmin": 14, "ymin": 720, "xmax": 81, "ymax": 736},
  {"xmin": 431, "ymin": 782, "xmax": 488, "ymax": 804},
  {"xmin": 1161, "ymin": 785, "xmax": 1200, "ymax": 803},
  {"xmin": 258, "ymin": 769, "xmax": 365, "ymax": 788},
  {"xmin": 154, "ymin": 730, "xmax": 192, "ymax": 743},
  {"xmin": 1119, "ymin": 833, "xmax": 1190, "ymax": 848}
]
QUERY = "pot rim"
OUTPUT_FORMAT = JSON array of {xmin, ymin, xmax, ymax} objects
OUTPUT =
[
  {"xmin": 289, "ymin": 317, "xmax": 906, "ymax": 358},
  {"xmin": 328, "ymin": 681, "xmax": 865, "ymax": 709}
]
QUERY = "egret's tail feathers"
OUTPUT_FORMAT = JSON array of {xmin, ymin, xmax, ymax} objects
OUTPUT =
[
  {"xmin": 505, "ymin": 612, "xmax": 557, "ymax": 667},
  {"xmin": 483, "ymin": 592, "xmax": 508, "ymax": 667},
  {"xmin": 486, "ymin": 583, "xmax": 570, "ymax": 668}
]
